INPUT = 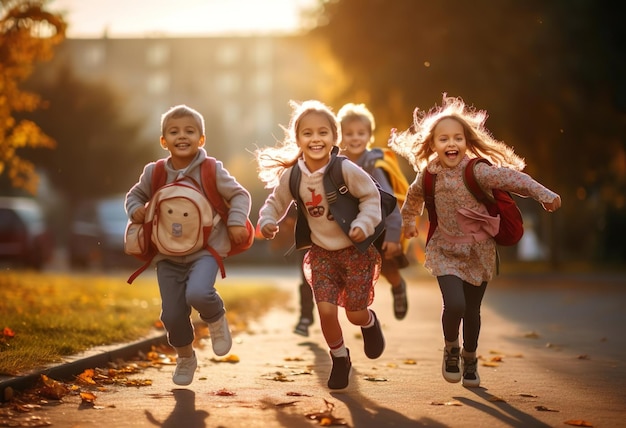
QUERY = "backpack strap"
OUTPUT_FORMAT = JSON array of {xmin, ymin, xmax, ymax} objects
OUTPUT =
[
  {"xmin": 151, "ymin": 159, "xmax": 168, "ymax": 192},
  {"xmin": 287, "ymin": 161, "xmax": 313, "ymax": 256},
  {"xmin": 463, "ymin": 157, "xmax": 501, "ymax": 274},
  {"xmin": 422, "ymin": 168, "xmax": 438, "ymax": 244},
  {"xmin": 463, "ymin": 158, "xmax": 495, "ymax": 205},
  {"xmin": 127, "ymin": 159, "xmax": 168, "ymax": 284}
]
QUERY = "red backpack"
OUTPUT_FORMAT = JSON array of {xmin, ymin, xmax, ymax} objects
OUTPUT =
[
  {"xmin": 422, "ymin": 158, "xmax": 523, "ymax": 246},
  {"xmin": 124, "ymin": 157, "xmax": 254, "ymax": 284}
]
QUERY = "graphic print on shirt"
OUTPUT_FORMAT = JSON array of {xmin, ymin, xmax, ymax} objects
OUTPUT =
[{"xmin": 305, "ymin": 187, "xmax": 325, "ymax": 217}]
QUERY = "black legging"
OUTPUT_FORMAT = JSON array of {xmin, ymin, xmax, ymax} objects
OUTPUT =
[{"xmin": 437, "ymin": 275, "xmax": 487, "ymax": 353}]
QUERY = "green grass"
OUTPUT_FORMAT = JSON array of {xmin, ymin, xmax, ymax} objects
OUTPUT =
[{"xmin": 0, "ymin": 271, "xmax": 287, "ymax": 376}]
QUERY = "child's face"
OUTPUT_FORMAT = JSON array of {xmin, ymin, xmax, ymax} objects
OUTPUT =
[
  {"xmin": 430, "ymin": 117, "xmax": 467, "ymax": 168},
  {"xmin": 296, "ymin": 111, "xmax": 336, "ymax": 172},
  {"xmin": 160, "ymin": 116, "xmax": 205, "ymax": 167},
  {"xmin": 341, "ymin": 118, "xmax": 371, "ymax": 158}
]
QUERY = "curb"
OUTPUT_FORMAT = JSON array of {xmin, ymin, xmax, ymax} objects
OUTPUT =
[{"xmin": 0, "ymin": 333, "xmax": 168, "ymax": 399}]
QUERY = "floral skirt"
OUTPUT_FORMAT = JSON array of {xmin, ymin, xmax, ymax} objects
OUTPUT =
[{"xmin": 303, "ymin": 244, "xmax": 381, "ymax": 311}]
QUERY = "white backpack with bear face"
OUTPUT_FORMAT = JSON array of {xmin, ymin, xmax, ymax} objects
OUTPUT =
[
  {"xmin": 148, "ymin": 178, "xmax": 219, "ymax": 256},
  {"xmin": 125, "ymin": 178, "xmax": 218, "ymax": 259}
]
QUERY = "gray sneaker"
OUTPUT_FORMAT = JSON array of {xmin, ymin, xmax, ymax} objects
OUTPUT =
[
  {"xmin": 442, "ymin": 347, "xmax": 462, "ymax": 383},
  {"xmin": 208, "ymin": 315, "xmax": 232, "ymax": 356},
  {"xmin": 172, "ymin": 351, "xmax": 197, "ymax": 386},
  {"xmin": 462, "ymin": 356, "xmax": 481, "ymax": 387}
]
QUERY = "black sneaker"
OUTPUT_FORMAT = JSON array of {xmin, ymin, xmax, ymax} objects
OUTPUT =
[
  {"xmin": 293, "ymin": 318, "xmax": 312, "ymax": 337},
  {"xmin": 462, "ymin": 356, "xmax": 481, "ymax": 387},
  {"xmin": 391, "ymin": 279, "xmax": 408, "ymax": 320},
  {"xmin": 328, "ymin": 349, "xmax": 352, "ymax": 389},
  {"xmin": 361, "ymin": 311, "xmax": 385, "ymax": 359},
  {"xmin": 442, "ymin": 347, "xmax": 462, "ymax": 383}
]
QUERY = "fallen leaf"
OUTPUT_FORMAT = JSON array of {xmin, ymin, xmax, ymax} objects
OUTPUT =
[
  {"xmin": 564, "ymin": 419, "xmax": 593, "ymax": 427},
  {"xmin": 210, "ymin": 354, "xmax": 240, "ymax": 363},
  {"xmin": 430, "ymin": 400, "xmax": 463, "ymax": 406},
  {"xmin": 524, "ymin": 331, "xmax": 540, "ymax": 339},
  {"xmin": 287, "ymin": 392, "xmax": 312, "ymax": 397},
  {"xmin": 403, "ymin": 359, "xmax": 417, "ymax": 365},
  {"xmin": 519, "ymin": 393, "xmax": 538, "ymax": 398},
  {"xmin": 535, "ymin": 405, "xmax": 559, "ymax": 412},
  {"xmin": 363, "ymin": 376, "xmax": 388, "ymax": 382},
  {"xmin": 482, "ymin": 362, "xmax": 499, "ymax": 367},
  {"xmin": 213, "ymin": 388, "xmax": 236, "ymax": 396},
  {"xmin": 577, "ymin": 354, "xmax": 590, "ymax": 360},
  {"xmin": 276, "ymin": 400, "xmax": 299, "ymax": 407},
  {"xmin": 80, "ymin": 391, "xmax": 97, "ymax": 404},
  {"xmin": 2, "ymin": 327, "xmax": 15, "ymax": 338},
  {"xmin": 305, "ymin": 399, "xmax": 348, "ymax": 426},
  {"xmin": 487, "ymin": 395, "xmax": 506, "ymax": 402}
]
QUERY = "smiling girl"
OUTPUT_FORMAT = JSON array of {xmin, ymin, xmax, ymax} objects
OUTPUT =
[
  {"xmin": 256, "ymin": 100, "xmax": 386, "ymax": 390},
  {"xmin": 389, "ymin": 95, "xmax": 561, "ymax": 387}
]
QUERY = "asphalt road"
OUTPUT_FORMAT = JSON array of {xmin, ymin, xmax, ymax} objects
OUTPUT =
[{"xmin": 2, "ymin": 265, "xmax": 625, "ymax": 428}]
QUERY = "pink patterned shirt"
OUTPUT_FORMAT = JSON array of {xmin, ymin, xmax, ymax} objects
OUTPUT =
[{"xmin": 402, "ymin": 156, "xmax": 558, "ymax": 285}]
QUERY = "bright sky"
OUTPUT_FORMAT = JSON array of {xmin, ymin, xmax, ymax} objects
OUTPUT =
[{"xmin": 50, "ymin": 0, "xmax": 318, "ymax": 38}]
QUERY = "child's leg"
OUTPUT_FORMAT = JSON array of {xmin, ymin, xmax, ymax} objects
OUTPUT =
[
  {"xmin": 461, "ymin": 280, "xmax": 487, "ymax": 353},
  {"xmin": 186, "ymin": 255, "xmax": 232, "ymax": 356},
  {"xmin": 436, "ymin": 275, "xmax": 465, "ymax": 383},
  {"xmin": 381, "ymin": 259, "xmax": 408, "ymax": 320},
  {"xmin": 156, "ymin": 260, "xmax": 198, "ymax": 385},
  {"xmin": 461, "ymin": 280, "xmax": 486, "ymax": 387},
  {"xmin": 317, "ymin": 302, "xmax": 344, "ymax": 354},
  {"xmin": 156, "ymin": 259, "xmax": 194, "ymax": 351}
]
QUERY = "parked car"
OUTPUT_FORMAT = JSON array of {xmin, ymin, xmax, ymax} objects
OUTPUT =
[
  {"xmin": 68, "ymin": 194, "xmax": 130, "ymax": 269},
  {"xmin": 0, "ymin": 196, "xmax": 54, "ymax": 270}
]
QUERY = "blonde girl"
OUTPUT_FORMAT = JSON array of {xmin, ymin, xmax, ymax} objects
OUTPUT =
[
  {"xmin": 256, "ymin": 100, "xmax": 386, "ymax": 390},
  {"xmin": 389, "ymin": 95, "xmax": 561, "ymax": 387}
]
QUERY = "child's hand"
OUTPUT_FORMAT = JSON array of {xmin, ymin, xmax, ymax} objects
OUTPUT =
[
  {"xmin": 542, "ymin": 195, "xmax": 562, "ymax": 213},
  {"xmin": 131, "ymin": 206, "xmax": 146, "ymax": 223},
  {"xmin": 349, "ymin": 227, "xmax": 366, "ymax": 243},
  {"xmin": 403, "ymin": 224, "xmax": 419, "ymax": 239},
  {"xmin": 260, "ymin": 223, "xmax": 279, "ymax": 240},
  {"xmin": 228, "ymin": 225, "xmax": 249, "ymax": 245},
  {"xmin": 381, "ymin": 241, "xmax": 402, "ymax": 259}
]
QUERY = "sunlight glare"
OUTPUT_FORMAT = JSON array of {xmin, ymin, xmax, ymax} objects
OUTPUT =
[{"xmin": 50, "ymin": 0, "xmax": 318, "ymax": 38}]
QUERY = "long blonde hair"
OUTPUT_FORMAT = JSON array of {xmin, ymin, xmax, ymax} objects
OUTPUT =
[
  {"xmin": 389, "ymin": 95, "xmax": 526, "ymax": 172},
  {"xmin": 255, "ymin": 100, "xmax": 339, "ymax": 188}
]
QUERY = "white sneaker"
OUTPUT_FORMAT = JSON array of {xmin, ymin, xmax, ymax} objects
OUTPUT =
[
  {"xmin": 172, "ymin": 352, "xmax": 197, "ymax": 386},
  {"xmin": 208, "ymin": 315, "xmax": 232, "ymax": 356}
]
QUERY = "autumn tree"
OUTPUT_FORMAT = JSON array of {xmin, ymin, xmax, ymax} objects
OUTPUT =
[
  {"xmin": 308, "ymin": 0, "xmax": 626, "ymax": 262},
  {"xmin": 0, "ymin": 0, "xmax": 65, "ymax": 194}
]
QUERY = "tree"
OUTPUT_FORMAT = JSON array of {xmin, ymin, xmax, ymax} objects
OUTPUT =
[
  {"xmin": 23, "ymin": 65, "xmax": 154, "ymax": 205},
  {"xmin": 0, "ymin": 0, "xmax": 65, "ymax": 194},
  {"xmin": 308, "ymin": 0, "xmax": 626, "ymax": 262}
]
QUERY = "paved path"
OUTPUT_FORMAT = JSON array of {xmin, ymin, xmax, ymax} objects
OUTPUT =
[{"xmin": 3, "ymin": 266, "xmax": 625, "ymax": 427}]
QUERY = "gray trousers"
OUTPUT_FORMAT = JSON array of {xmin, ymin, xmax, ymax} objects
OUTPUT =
[
  {"xmin": 156, "ymin": 255, "xmax": 225, "ymax": 348},
  {"xmin": 437, "ymin": 275, "xmax": 487, "ymax": 353}
]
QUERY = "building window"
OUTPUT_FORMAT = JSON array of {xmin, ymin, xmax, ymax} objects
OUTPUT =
[
  {"xmin": 216, "ymin": 44, "xmax": 241, "ymax": 66},
  {"xmin": 83, "ymin": 45, "xmax": 105, "ymax": 67},
  {"xmin": 146, "ymin": 44, "xmax": 169, "ymax": 67},
  {"xmin": 215, "ymin": 73, "xmax": 240, "ymax": 95},
  {"xmin": 147, "ymin": 72, "xmax": 170, "ymax": 95}
]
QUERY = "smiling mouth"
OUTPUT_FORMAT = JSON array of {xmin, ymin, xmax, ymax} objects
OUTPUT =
[
  {"xmin": 175, "ymin": 143, "xmax": 190, "ymax": 148},
  {"xmin": 445, "ymin": 150, "xmax": 458, "ymax": 157}
]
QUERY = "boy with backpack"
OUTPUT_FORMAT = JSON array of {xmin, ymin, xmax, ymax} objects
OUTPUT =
[
  {"xmin": 125, "ymin": 105, "xmax": 253, "ymax": 386},
  {"xmin": 338, "ymin": 103, "xmax": 410, "ymax": 320}
]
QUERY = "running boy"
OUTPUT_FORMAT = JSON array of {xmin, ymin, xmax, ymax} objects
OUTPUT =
[{"xmin": 125, "ymin": 105, "xmax": 251, "ymax": 386}]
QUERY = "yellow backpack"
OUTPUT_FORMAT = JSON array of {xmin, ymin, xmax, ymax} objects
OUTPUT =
[{"xmin": 363, "ymin": 148, "xmax": 412, "ymax": 254}]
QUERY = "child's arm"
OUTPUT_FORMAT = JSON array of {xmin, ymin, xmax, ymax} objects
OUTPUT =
[
  {"xmin": 474, "ymin": 163, "xmax": 561, "ymax": 209},
  {"xmin": 342, "ymin": 161, "xmax": 382, "ymax": 240},
  {"xmin": 214, "ymin": 161, "xmax": 251, "ymax": 229},
  {"xmin": 258, "ymin": 168, "xmax": 296, "ymax": 240},
  {"xmin": 401, "ymin": 172, "xmax": 425, "ymax": 239},
  {"xmin": 125, "ymin": 163, "xmax": 154, "ymax": 222}
]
